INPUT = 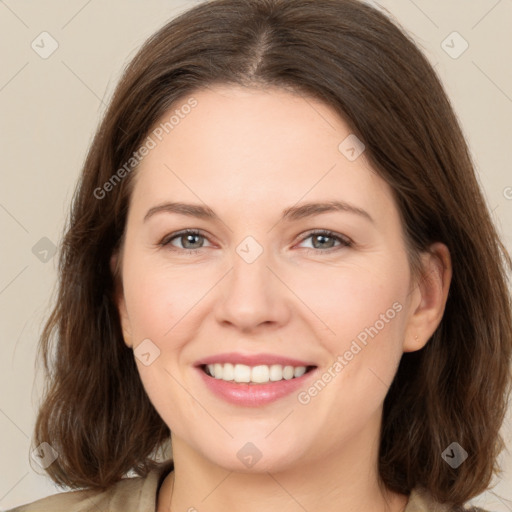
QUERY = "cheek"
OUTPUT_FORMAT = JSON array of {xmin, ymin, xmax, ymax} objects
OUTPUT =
[
  {"xmin": 297, "ymin": 258, "xmax": 408, "ymax": 409},
  {"xmin": 121, "ymin": 251, "xmax": 205, "ymax": 431},
  {"xmin": 298, "ymin": 259, "xmax": 407, "ymax": 352},
  {"xmin": 122, "ymin": 251, "xmax": 206, "ymax": 341}
]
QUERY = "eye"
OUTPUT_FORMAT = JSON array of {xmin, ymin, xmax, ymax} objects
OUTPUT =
[
  {"xmin": 296, "ymin": 229, "xmax": 353, "ymax": 253},
  {"xmin": 160, "ymin": 229, "xmax": 211, "ymax": 253},
  {"xmin": 159, "ymin": 228, "xmax": 353, "ymax": 255}
]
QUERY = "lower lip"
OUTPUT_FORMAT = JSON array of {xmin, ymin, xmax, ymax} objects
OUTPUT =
[{"xmin": 196, "ymin": 366, "xmax": 317, "ymax": 407}]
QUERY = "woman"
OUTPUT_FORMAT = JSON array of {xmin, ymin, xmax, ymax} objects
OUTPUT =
[{"xmin": 9, "ymin": 0, "xmax": 511, "ymax": 510}]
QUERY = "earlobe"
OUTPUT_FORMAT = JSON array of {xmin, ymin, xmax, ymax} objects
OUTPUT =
[{"xmin": 403, "ymin": 242, "xmax": 452, "ymax": 353}]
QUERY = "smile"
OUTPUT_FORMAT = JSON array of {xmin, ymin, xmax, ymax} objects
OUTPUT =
[
  {"xmin": 203, "ymin": 363, "xmax": 316, "ymax": 383},
  {"xmin": 196, "ymin": 363, "xmax": 318, "ymax": 407}
]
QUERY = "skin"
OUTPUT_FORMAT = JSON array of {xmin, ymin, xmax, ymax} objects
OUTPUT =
[{"xmin": 113, "ymin": 84, "xmax": 452, "ymax": 512}]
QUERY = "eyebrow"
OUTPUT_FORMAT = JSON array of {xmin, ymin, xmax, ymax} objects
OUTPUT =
[{"xmin": 143, "ymin": 200, "xmax": 374, "ymax": 224}]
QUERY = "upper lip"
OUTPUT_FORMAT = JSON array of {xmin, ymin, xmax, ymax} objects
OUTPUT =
[{"xmin": 194, "ymin": 352, "xmax": 317, "ymax": 368}]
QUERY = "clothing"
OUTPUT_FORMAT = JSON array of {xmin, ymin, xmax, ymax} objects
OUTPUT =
[{"xmin": 7, "ymin": 460, "xmax": 489, "ymax": 512}]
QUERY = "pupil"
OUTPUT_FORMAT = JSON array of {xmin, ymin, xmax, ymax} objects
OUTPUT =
[
  {"xmin": 314, "ymin": 234, "xmax": 332, "ymax": 249},
  {"xmin": 185, "ymin": 234, "xmax": 201, "ymax": 248}
]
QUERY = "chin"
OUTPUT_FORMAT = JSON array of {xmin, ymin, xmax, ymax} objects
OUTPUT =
[{"xmin": 199, "ymin": 438, "xmax": 308, "ymax": 474}]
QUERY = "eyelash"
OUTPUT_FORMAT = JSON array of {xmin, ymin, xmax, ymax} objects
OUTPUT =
[{"xmin": 159, "ymin": 228, "xmax": 353, "ymax": 255}]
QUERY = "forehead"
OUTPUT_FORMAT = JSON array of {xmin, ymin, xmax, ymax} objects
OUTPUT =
[{"xmin": 129, "ymin": 84, "xmax": 397, "ymax": 228}]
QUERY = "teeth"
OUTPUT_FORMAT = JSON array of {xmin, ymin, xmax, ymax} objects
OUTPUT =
[{"xmin": 205, "ymin": 363, "xmax": 309, "ymax": 383}]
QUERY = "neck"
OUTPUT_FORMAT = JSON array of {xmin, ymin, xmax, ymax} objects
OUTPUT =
[{"xmin": 157, "ymin": 415, "xmax": 409, "ymax": 512}]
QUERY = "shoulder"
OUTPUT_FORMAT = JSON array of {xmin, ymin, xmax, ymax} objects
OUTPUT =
[
  {"xmin": 6, "ymin": 460, "xmax": 174, "ymax": 512},
  {"xmin": 407, "ymin": 486, "xmax": 491, "ymax": 512},
  {"xmin": 6, "ymin": 486, "xmax": 111, "ymax": 512}
]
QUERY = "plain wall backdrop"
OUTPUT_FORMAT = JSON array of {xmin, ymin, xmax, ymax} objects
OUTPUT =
[{"xmin": 0, "ymin": 0, "xmax": 511, "ymax": 509}]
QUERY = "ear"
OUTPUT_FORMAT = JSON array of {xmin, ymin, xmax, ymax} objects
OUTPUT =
[
  {"xmin": 110, "ymin": 252, "xmax": 133, "ymax": 349},
  {"xmin": 402, "ymin": 242, "xmax": 452, "ymax": 352}
]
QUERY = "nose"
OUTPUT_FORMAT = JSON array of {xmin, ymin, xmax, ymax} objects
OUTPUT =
[{"xmin": 214, "ymin": 242, "xmax": 291, "ymax": 333}]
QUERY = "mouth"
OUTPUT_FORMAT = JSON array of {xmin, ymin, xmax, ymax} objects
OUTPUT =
[
  {"xmin": 200, "ymin": 363, "xmax": 317, "ymax": 384},
  {"xmin": 194, "ymin": 358, "xmax": 319, "ymax": 407}
]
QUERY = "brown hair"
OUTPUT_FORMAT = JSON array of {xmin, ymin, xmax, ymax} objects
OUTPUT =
[{"xmin": 33, "ymin": 0, "xmax": 512, "ymax": 507}]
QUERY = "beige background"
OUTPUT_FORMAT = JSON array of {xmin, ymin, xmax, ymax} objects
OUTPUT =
[{"xmin": 1, "ymin": 0, "xmax": 511, "ymax": 509}]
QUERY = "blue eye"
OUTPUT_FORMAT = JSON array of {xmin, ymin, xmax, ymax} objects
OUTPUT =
[{"xmin": 160, "ymin": 228, "xmax": 352, "ymax": 255}]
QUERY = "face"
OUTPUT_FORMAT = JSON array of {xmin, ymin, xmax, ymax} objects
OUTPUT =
[{"xmin": 115, "ymin": 84, "xmax": 428, "ymax": 472}]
